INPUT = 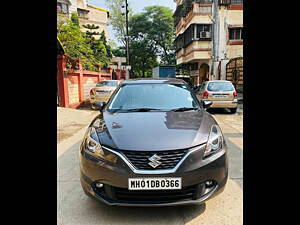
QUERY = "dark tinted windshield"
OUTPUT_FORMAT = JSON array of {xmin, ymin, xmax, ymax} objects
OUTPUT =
[
  {"xmin": 96, "ymin": 81, "xmax": 118, "ymax": 87},
  {"xmin": 108, "ymin": 84, "xmax": 200, "ymax": 111},
  {"xmin": 207, "ymin": 82, "xmax": 234, "ymax": 91}
]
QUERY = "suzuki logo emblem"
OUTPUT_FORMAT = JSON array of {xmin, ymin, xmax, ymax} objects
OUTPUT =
[{"xmin": 148, "ymin": 154, "xmax": 162, "ymax": 168}]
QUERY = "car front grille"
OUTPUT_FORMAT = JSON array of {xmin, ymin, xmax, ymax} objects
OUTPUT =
[
  {"xmin": 112, "ymin": 185, "xmax": 197, "ymax": 203},
  {"xmin": 120, "ymin": 149, "xmax": 188, "ymax": 170}
]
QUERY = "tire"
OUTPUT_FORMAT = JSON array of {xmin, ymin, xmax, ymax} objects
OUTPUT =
[{"xmin": 230, "ymin": 108, "xmax": 237, "ymax": 114}]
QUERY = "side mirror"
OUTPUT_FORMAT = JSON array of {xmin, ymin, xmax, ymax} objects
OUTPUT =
[
  {"xmin": 94, "ymin": 101, "xmax": 106, "ymax": 111},
  {"xmin": 192, "ymin": 86, "xmax": 198, "ymax": 93},
  {"xmin": 203, "ymin": 100, "xmax": 213, "ymax": 109}
]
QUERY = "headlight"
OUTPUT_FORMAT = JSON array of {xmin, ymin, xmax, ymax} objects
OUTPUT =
[
  {"xmin": 85, "ymin": 126, "xmax": 105, "ymax": 158},
  {"xmin": 83, "ymin": 120, "xmax": 117, "ymax": 163},
  {"xmin": 204, "ymin": 125, "xmax": 223, "ymax": 157}
]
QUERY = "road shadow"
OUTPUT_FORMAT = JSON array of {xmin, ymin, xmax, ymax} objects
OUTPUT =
[{"xmin": 207, "ymin": 108, "xmax": 233, "ymax": 115}]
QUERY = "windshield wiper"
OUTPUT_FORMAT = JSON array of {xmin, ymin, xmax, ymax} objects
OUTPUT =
[
  {"xmin": 126, "ymin": 108, "xmax": 161, "ymax": 112},
  {"xmin": 170, "ymin": 107, "xmax": 199, "ymax": 112}
]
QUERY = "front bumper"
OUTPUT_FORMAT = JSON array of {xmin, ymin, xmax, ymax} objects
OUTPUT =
[{"xmin": 79, "ymin": 144, "xmax": 228, "ymax": 206}]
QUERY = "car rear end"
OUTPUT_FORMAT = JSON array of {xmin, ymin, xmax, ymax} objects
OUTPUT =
[
  {"xmin": 202, "ymin": 81, "xmax": 238, "ymax": 111},
  {"xmin": 90, "ymin": 88, "xmax": 115, "ymax": 103},
  {"xmin": 90, "ymin": 80, "xmax": 120, "ymax": 105}
]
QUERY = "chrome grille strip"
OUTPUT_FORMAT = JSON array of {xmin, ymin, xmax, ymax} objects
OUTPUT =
[{"xmin": 102, "ymin": 144, "xmax": 206, "ymax": 174}]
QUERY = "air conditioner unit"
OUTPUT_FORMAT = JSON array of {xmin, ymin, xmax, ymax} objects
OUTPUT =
[
  {"xmin": 200, "ymin": 31, "xmax": 211, "ymax": 38},
  {"xmin": 219, "ymin": 0, "xmax": 231, "ymax": 5}
]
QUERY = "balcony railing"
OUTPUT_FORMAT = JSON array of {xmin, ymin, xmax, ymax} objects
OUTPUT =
[
  {"xmin": 195, "ymin": 0, "xmax": 213, "ymax": 3},
  {"xmin": 174, "ymin": 0, "xmax": 213, "ymax": 26},
  {"xmin": 193, "ymin": 4, "xmax": 212, "ymax": 15}
]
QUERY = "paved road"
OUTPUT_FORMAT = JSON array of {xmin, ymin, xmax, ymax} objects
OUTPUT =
[{"xmin": 58, "ymin": 109, "xmax": 243, "ymax": 225}]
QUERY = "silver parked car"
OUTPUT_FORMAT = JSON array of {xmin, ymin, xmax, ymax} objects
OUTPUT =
[{"xmin": 197, "ymin": 80, "xmax": 238, "ymax": 113}]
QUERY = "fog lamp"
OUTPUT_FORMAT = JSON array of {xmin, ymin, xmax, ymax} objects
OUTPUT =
[{"xmin": 205, "ymin": 180, "xmax": 213, "ymax": 187}]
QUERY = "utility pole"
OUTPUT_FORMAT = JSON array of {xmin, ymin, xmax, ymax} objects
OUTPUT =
[
  {"xmin": 125, "ymin": 0, "xmax": 129, "ymax": 67},
  {"xmin": 122, "ymin": 0, "xmax": 130, "ymax": 78}
]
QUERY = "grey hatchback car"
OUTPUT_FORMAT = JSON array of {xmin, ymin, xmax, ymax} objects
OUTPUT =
[{"xmin": 79, "ymin": 78, "xmax": 228, "ymax": 206}]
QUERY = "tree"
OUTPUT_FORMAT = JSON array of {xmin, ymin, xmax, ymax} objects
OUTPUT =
[
  {"xmin": 111, "ymin": 46, "xmax": 126, "ymax": 57},
  {"xmin": 129, "ymin": 6, "xmax": 176, "ymax": 68},
  {"xmin": 58, "ymin": 13, "xmax": 112, "ymax": 70},
  {"xmin": 128, "ymin": 6, "xmax": 175, "ymax": 76},
  {"xmin": 143, "ymin": 6, "xmax": 176, "ymax": 66},
  {"xmin": 105, "ymin": 0, "xmax": 133, "ymax": 47},
  {"xmin": 57, "ymin": 13, "xmax": 97, "ymax": 70},
  {"xmin": 130, "ymin": 40, "xmax": 158, "ymax": 77},
  {"xmin": 83, "ymin": 25, "xmax": 112, "ymax": 68}
]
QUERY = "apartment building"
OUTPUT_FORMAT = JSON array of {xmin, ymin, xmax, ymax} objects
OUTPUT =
[
  {"xmin": 173, "ymin": 0, "xmax": 243, "ymax": 86},
  {"xmin": 57, "ymin": 0, "xmax": 109, "ymax": 39}
]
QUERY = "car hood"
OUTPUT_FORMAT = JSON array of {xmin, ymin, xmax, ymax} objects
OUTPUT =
[{"xmin": 96, "ymin": 110, "xmax": 215, "ymax": 151}]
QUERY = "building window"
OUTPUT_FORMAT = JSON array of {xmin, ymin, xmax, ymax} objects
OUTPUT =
[
  {"xmin": 231, "ymin": 0, "xmax": 243, "ymax": 4},
  {"xmin": 77, "ymin": 9, "xmax": 88, "ymax": 19},
  {"xmin": 229, "ymin": 27, "xmax": 243, "ymax": 40},
  {"xmin": 176, "ymin": 24, "xmax": 212, "ymax": 51},
  {"xmin": 175, "ymin": 34, "xmax": 185, "ymax": 51},
  {"xmin": 196, "ymin": 24, "xmax": 211, "ymax": 38},
  {"xmin": 57, "ymin": 2, "xmax": 69, "ymax": 14},
  {"xmin": 184, "ymin": 25, "xmax": 194, "ymax": 46}
]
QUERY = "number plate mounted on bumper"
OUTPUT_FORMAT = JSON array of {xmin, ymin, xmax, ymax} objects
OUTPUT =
[{"xmin": 128, "ymin": 177, "xmax": 182, "ymax": 190}]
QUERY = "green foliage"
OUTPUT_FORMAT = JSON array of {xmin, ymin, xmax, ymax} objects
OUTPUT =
[
  {"xmin": 105, "ymin": 0, "xmax": 133, "ymax": 46},
  {"xmin": 142, "ymin": 6, "xmax": 176, "ymax": 66},
  {"xmin": 128, "ymin": 6, "xmax": 176, "ymax": 76},
  {"xmin": 83, "ymin": 24, "xmax": 100, "ymax": 38},
  {"xmin": 57, "ymin": 13, "xmax": 112, "ymax": 71},
  {"xmin": 112, "ymin": 46, "xmax": 126, "ymax": 57},
  {"xmin": 104, "ymin": 2, "xmax": 176, "ymax": 76},
  {"xmin": 130, "ymin": 40, "xmax": 158, "ymax": 77}
]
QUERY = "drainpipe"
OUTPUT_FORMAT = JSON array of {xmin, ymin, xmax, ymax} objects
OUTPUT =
[{"xmin": 212, "ymin": 0, "xmax": 220, "ymax": 80}]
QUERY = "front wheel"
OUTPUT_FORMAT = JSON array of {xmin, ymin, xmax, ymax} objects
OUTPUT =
[{"xmin": 230, "ymin": 108, "xmax": 237, "ymax": 114}]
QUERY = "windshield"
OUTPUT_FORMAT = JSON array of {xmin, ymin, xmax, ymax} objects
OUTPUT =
[
  {"xmin": 107, "ymin": 84, "xmax": 200, "ymax": 111},
  {"xmin": 207, "ymin": 82, "xmax": 234, "ymax": 92},
  {"xmin": 96, "ymin": 81, "xmax": 119, "ymax": 87}
]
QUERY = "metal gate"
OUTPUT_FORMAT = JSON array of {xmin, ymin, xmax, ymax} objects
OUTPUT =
[{"xmin": 226, "ymin": 57, "xmax": 243, "ymax": 92}]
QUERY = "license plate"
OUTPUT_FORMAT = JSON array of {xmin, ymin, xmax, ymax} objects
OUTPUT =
[
  {"xmin": 128, "ymin": 177, "xmax": 182, "ymax": 190},
  {"xmin": 214, "ymin": 95, "xmax": 227, "ymax": 98}
]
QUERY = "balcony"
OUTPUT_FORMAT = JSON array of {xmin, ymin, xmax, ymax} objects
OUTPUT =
[
  {"xmin": 174, "ymin": 0, "xmax": 212, "ymax": 25},
  {"xmin": 176, "ymin": 41, "xmax": 211, "ymax": 64},
  {"xmin": 175, "ymin": 1, "xmax": 213, "ymax": 34}
]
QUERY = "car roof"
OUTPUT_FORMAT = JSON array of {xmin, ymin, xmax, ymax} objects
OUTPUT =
[
  {"xmin": 98, "ymin": 80, "xmax": 120, "ymax": 82},
  {"xmin": 122, "ymin": 78, "xmax": 187, "ymax": 85},
  {"xmin": 206, "ymin": 80, "xmax": 232, "ymax": 83}
]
